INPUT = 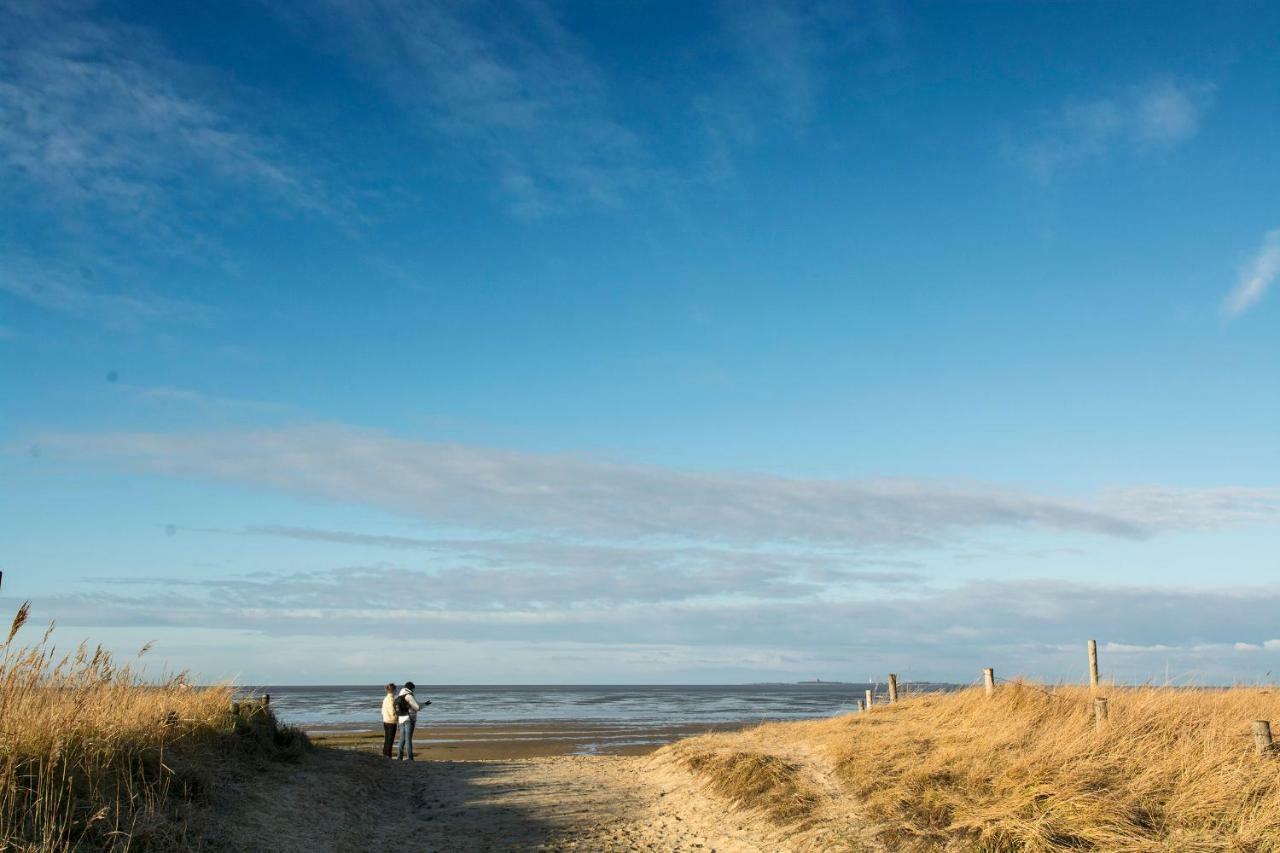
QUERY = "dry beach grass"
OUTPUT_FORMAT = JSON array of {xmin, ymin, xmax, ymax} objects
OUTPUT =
[
  {"xmin": 0, "ymin": 604, "xmax": 306, "ymax": 851},
  {"xmin": 665, "ymin": 681, "xmax": 1280, "ymax": 851}
]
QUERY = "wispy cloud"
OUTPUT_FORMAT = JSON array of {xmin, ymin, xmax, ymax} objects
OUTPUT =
[
  {"xmin": 698, "ymin": 0, "xmax": 903, "ymax": 175},
  {"xmin": 177, "ymin": 522, "xmax": 927, "ymax": 592},
  {"xmin": 719, "ymin": 1, "xmax": 827, "ymax": 127},
  {"xmin": 1221, "ymin": 229, "xmax": 1280, "ymax": 319},
  {"xmin": 1010, "ymin": 79, "xmax": 1214, "ymax": 180},
  {"xmin": 0, "ymin": 3, "xmax": 327, "ymax": 230},
  {"xmin": 94, "ymin": 547, "xmax": 917, "ymax": 611},
  {"xmin": 0, "ymin": 1, "xmax": 332, "ymax": 323},
  {"xmin": 276, "ymin": 0, "xmax": 646, "ymax": 216},
  {"xmin": 113, "ymin": 383, "xmax": 295, "ymax": 416},
  {"xmin": 0, "ymin": 253, "xmax": 210, "ymax": 330},
  {"xmin": 29, "ymin": 423, "xmax": 1280, "ymax": 545}
]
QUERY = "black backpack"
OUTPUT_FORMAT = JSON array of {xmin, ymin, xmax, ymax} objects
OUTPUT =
[{"xmin": 394, "ymin": 693, "xmax": 411, "ymax": 716}]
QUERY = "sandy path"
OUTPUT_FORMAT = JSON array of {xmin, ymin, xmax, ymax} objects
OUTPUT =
[
  {"xmin": 200, "ymin": 749, "xmax": 774, "ymax": 852},
  {"xmin": 654, "ymin": 720, "xmax": 889, "ymax": 853}
]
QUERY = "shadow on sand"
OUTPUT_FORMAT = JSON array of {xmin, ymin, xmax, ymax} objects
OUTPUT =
[{"xmin": 201, "ymin": 747, "xmax": 642, "ymax": 852}]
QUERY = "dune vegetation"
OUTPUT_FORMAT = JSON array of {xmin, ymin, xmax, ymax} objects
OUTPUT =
[
  {"xmin": 664, "ymin": 681, "xmax": 1280, "ymax": 852},
  {"xmin": 0, "ymin": 603, "xmax": 307, "ymax": 852}
]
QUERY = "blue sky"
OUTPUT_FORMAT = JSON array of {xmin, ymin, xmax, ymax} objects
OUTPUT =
[{"xmin": 2, "ymin": 0, "xmax": 1278, "ymax": 685}]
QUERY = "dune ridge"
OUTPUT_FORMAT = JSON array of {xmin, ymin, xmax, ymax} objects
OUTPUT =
[{"xmin": 663, "ymin": 681, "xmax": 1280, "ymax": 851}]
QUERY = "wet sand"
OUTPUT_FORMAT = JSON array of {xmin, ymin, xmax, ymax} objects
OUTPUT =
[{"xmin": 309, "ymin": 720, "xmax": 756, "ymax": 760}]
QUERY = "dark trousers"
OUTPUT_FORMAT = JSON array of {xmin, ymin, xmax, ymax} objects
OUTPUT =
[{"xmin": 382, "ymin": 722, "xmax": 397, "ymax": 758}]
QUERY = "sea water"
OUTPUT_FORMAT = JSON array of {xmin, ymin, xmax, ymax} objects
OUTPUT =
[{"xmin": 253, "ymin": 682, "xmax": 928, "ymax": 729}]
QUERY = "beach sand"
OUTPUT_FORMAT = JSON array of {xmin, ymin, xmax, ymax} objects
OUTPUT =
[
  {"xmin": 200, "ymin": 720, "xmax": 881, "ymax": 852},
  {"xmin": 201, "ymin": 749, "xmax": 768, "ymax": 852},
  {"xmin": 308, "ymin": 720, "xmax": 756, "ymax": 760}
]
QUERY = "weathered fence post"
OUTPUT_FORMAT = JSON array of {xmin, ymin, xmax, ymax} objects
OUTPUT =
[
  {"xmin": 1088, "ymin": 640, "xmax": 1100, "ymax": 691},
  {"xmin": 1093, "ymin": 697, "xmax": 1109, "ymax": 731},
  {"xmin": 1253, "ymin": 721, "xmax": 1275, "ymax": 756},
  {"xmin": 865, "ymin": 688, "xmax": 873, "ymax": 710},
  {"xmin": 230, "ymin": 701, "xmax": 240, "ymax": 716},
  {"xmin": 887, "ymin": 673, "xmax": 899, "ymax": 704},
  {"xmin": 983, "ymin": 668, "xmax": 995, "ymax": 697},
  {"xmin": 262, "ymin": 693, "xmax": 270, "ymax": 707},
  {"xmin": 856, "ymin": 699, "xmax": 865, "ymax": 712}
]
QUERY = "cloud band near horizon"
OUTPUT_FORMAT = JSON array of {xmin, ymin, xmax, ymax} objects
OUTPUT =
[
  {"xmin": 27, "ymin": 422, "xmax": 1280, "ymax": 546},
  {"xmin": 13, "ymin": 575, "xmax": 1280, "ymax": 684}
]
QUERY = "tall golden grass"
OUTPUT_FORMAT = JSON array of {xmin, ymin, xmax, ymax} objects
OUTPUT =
[
  {"xmin": 0, "ymin": 603, "xmax": 303, "ymax": 851},
  {"xmin": 669, "ymin": 682, "xmax": 1280, "ymax": 852}
]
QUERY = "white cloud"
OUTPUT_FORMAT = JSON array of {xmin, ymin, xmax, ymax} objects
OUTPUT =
[
  {"xmin": 30, "ymin": 423, "xmax": 1280, "ymax": 544},
  {"xmin": 1012, "ymin": 79, "xmax": 1214, "ymax": 180},
  {"xmin": 1221, "ymin": 229, "xmax": 1280, "ymax": 319},
  {"xmin": 1133, "ymin": 80, "xmax": 1205, "ymax": 142},
  {"xmin": 1104, "ymin": 642, "xmax": 1176, "ymax": 654},
  {"xmin": 1095, "ymin": 485, "xmax": 1280, "ymax": 530}
]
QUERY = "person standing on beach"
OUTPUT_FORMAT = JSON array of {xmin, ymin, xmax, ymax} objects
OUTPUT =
[
  {"xmin": 396, "ymin": 681, "xmax": 429, "ymax": 760},
  {"xmin": 380, "ymin": 683, "xmax": 398, "ymax": 759}
]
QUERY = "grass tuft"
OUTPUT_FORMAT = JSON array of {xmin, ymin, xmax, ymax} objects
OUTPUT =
[{"xmin": 669, "ymin": 743, "xmax": 820, "ymax": 823}]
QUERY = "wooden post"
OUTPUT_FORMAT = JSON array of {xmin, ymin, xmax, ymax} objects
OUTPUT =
[
  {"xmin": 856, "ymin": 699, "xmax": 865, "ymax": 712},
  {"xmin": 983, "ymin": 668, "xmax": 995, "ymax": 697},
  {"xmin": 230, "ymin": 701, "xmax": 240, "ymax": 716},
  {"xmin": 1088, "ymin": 639, "xmax": 1099, "ymax": 691},
  {"xmin": 865, "ymin": 688, "xmax": 873, "ymax": 710},
  {"xmin": 887, "ymin": 673, "xmax": 898, "ymax": 704},
  {"xmin": 1253, "ymin": 720, "xmax": 1275, "ymax": 756},
  {"xmin": 1093, "ymin": 697, "xmax": 1109, "ymax": 731},
  {"xmin": 262, "ymin": 693, "xmax": 270, "ymax": 707}
]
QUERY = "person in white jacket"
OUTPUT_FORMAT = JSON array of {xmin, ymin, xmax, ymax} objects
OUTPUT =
[
  {"xmin": 395, "ymin": 681, "xmax": 429, "ymax": 760},
  {"xmin": 380, "ymin": 683, "xmax": 398, "ymax": 759}
]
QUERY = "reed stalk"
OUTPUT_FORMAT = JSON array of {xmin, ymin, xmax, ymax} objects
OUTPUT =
[{"xmin": 0, "ymin": 602, "xmax": 301, "ymax": 851}]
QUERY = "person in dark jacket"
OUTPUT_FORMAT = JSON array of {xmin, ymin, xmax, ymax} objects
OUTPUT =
[{"xmin": 395, "ymin": 681, "xmax": 430, "ymax": 760}]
